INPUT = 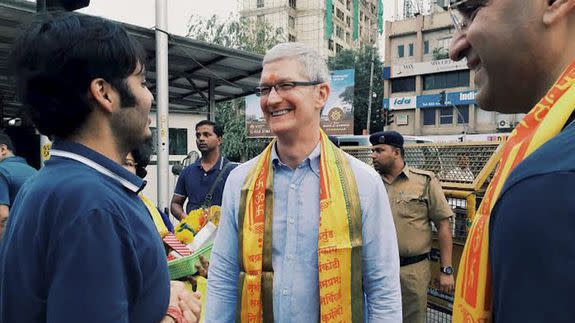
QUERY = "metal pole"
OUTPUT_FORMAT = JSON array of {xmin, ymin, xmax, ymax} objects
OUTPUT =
[
  {"xmin": 366, "ymin": 46, "xmax": 375, "ymax": 133},
  {"xmin": 452, "ymin": 103, "xmax": 468, "ymax": 141},
  {"xmin": 155, "ymin": 0, "xmax": 170, "ymax": 212},
  {"xmin": 208, "ymin": 79, "xmax": 215, "ymax": 122}
]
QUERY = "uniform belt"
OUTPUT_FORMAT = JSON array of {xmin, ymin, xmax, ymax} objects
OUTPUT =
[{"xmin": 400, "ymin": 253, "xmax": 429, "ymax": 267}]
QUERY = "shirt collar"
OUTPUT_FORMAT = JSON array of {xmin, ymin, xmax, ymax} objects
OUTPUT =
[
  {"xmin": 195, "ymin": 155, "xmax": 227, "ymax": 171},
  {"xmin": 271, "ymin": 141, "xmax": 321, "ymax": 177},
  {"xmin": 1, "ymin": 156, "xmax": 26, "ymax": 164},
  {"xmin": 50, "ymin": 140, "xmax": 146, "ymax": 193},
  {"xmin": 399, "ymin": 164, "xmax": 412, "ymax": 180}
]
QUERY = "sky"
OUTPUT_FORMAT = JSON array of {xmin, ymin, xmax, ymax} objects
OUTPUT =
[
  {"xmin": 78, "ymin": 0, "xmax": 241, "ymax": 36},
  {"xmin": 77, "ymin": 0, "xmax": 398, "ymax": 37}
]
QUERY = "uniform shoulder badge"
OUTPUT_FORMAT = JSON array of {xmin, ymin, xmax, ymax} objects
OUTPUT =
[{"xmin": 409, "ymin": 167, "xmax": 434, "ymax": 178}]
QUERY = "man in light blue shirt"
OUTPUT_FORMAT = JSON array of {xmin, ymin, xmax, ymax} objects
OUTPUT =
[{"xmin": 206, "ymin": 42, "xmax": 401, "ymax": 322}]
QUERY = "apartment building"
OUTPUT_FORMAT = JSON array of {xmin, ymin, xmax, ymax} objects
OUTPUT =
[
  {"xmin": 382, "ymin": 10, "xmax": 523, "ymax": 137},
  {"xmin": 240, "ymin": 0, "xmax": 381, "ymax": 58}
]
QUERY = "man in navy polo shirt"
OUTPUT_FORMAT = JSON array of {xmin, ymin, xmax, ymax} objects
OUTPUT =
[
  {"xmin": 0, "ymin": 133, "xmax": 36, "ymax": 238},
  {"xmin": 0, "ymin": 12, "xmax": 200, "ymax": 323},
  {"xmin": 171, "ymin": 120, "xmax": 237, "ymax": 221}
]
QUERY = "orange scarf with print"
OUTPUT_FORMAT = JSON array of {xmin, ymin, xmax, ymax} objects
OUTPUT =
[{"xmin": 454, "ymin": 61, "xmax": 575, "ymax": 322}]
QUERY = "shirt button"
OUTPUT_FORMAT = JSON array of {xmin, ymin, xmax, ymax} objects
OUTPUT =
[
  {"xmin": 282, "ymin": 289, "xmax": 289, "ymax": 296},
  {"xmin": 289, "ymin": 217, "xmax": 295, "ymax": 224},
  {"xmin": 290, "ymin": 183, "xmax": 296, "ymax": 189},
  {"xmin": 287, "ymin": 253, "xmax": 295, "ymax": 260}
]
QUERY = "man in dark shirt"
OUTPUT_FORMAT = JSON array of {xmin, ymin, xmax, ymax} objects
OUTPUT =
[
  {"xmin": 171, "ymin": 120, "xmax": 236, "ymax": 221},
  {"xmin": 0, "ymin": 133, "xmax": 36, "ymax": 238},
  {"xmin": 449, "ymin": 0, "xmax": 575, "ymax": 321},
  {"xmin": 0, "ymin": 12, "xmax": 200, "ymax": 323}
]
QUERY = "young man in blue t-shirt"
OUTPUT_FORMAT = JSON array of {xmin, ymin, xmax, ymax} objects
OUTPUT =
[
  {"xmin": 171, "ymin": 120, "xmax": 237, "ymax": 221},
  {"xmin": 0, "ymin": 12, "xmax": 200, "ymax": 323}
]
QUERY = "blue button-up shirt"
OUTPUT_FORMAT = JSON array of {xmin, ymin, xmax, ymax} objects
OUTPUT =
[
  {"xmin": 0, "ymin": 140, "xmax": 170, "ymax": 323},
  {"xmin": 206, "ymin": 143, "xmax": 401, "ymax": 322}
]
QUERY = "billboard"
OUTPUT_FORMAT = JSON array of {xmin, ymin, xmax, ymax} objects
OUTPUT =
[
  {"xmin": 418, "ymin": 90, "xmax": 477, "ymax": 108},
  {"xmin": 246, "ymin": 69, "xmax": 356, "ymax": 137},
  {"xmin": 385, "ymin": 58, "xmax": 468, "ymax": 79},
  {"xmin": 383, "ymin": 90, "xmax": 477, "ymax": 110},
  {"xmin": 321, "ymin": 69, "xmax": 355, "ymax": 135},
  {"xmin": 245, "ymin": 94, "xmax": 273, "ymax": 137}
]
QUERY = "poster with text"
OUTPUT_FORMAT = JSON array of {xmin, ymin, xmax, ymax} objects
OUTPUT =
[{"xmin": 321, "ymin": 69, "xmax": 354, "ymax": 135}]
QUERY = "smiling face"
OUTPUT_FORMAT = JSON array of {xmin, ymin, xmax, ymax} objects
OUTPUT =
[
  {"xmin": 259, "ymin": 58, "xmax": 329, "ymax": 139},
  {"xmin": 449, "ymin": 0, "xmax": 552, "ymax": 114}
]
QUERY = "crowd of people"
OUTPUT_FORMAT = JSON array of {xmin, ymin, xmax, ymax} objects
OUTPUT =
[{"xmin": 0, "ymin": 0, "xmax": 574, "ymax": 322}]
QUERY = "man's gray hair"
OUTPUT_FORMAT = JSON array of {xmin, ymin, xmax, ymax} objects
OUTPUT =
[{"xmin": 262, "ymin": 42, "xmax": 330, "ymax": 84}]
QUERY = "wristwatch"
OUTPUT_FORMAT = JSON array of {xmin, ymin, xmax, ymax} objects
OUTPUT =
[{"xmin": 440, "ymin": 266, "xmax": 454, "ymax": 275}]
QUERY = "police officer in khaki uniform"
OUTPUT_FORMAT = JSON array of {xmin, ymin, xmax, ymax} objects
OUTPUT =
[{"xmin": 370, "ymin": 131, "xmax": 454, "ymax": 323}]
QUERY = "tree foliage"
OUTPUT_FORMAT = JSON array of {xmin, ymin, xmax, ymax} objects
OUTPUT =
[
  {"xmin": 328, "ymin": 46, "xmax": 385, "ymax": 134},
  {"xmin": 186, "ymin": 15, "xmax": 284, "ymax": 161}
]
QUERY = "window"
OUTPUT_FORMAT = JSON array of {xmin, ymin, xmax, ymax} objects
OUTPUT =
[
  {"xmin": 346, "ymin": 16, "xmax": 351, "ymax": 27},
  {"xmin": 456, "ymin": 105, "xmax": 469, "ymax": 124},
  {"xmin": 288, "ymin": 34, "xmax": 296, "ymax": 42},
  {"xmin": 423, "ymin": 70, "xmax": 470, "ymax": 90},
  {"xmin": 150, "ymin": 127, "xmax": 188, "ymax": 155},
  {"xmin": 336, "ymin": 8, "xmax": 345, "ymax": 21},
  {"xmin": 332, "ymin": 4, "xmax": 335, "ymax": 13},
  {"xmin": 409, "ymin": 43, "xmax": 414, "ymax": 56},
  {"xmin": 346, "ymin": 32, "xmax": 351, "ymax": 43},
  {"xmin": 440, "ymin": 107, "xmax": 453, "ymax": 125},
  {"xmin": 289, "ymin": 0, "xmax": 296, "ymax": 8},
  {"xmin": 438, "ymin": 38, "xmax": 451, "ymax": 52},
  {"xmin": 336, "ymin": 26, "xmax": 344, "ymax": 39},
  {"xmin": 424, "ymin": 40, "xmax": 429, "ymax": 54},
  {"xmin": 346, "ymin": 0, "xmax": 351, "ymax": 10},
  {"xmin": 397, "ymin": 45, "xmax": 404, "ymax": 58},
  {"xmin": 336, "ymin": 43, "xmax": 343, "ymax": 53},
  {"xmin": 257, "ymin": 15, "xmax": 264, "ymax": 24},
  {"xmin": 288, "ymin": 15, "xmax": 295, "ymax": 29},
  {"xmin": 328, "ymin": 39, "xmax": 334, "ymax": 50},
  {"xmin": 257, "ymin": 0, "xmax": 264, "ymax": 8},
  {"xmin": 423, "ymin": 109, "xmax": 436, "ymax": 125},
  {"xmin": 391, "ymin": 76, "xmax": 416, "ymax": 93}
]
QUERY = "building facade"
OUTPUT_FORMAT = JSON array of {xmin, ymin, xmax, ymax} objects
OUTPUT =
[
  {"xmin": 240, "ymin": 0, "xmax": 381, "ymax": 58},
  {"xmin": 382, "ymin": 10, "xmax": 523, "ymax": 137}
]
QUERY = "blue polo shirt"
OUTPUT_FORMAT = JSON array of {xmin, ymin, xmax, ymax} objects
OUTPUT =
[
  {"xmin": 0, "ymin": 156, "xmax": 37, "ymax": 206},
  {"xmin": 0, "ymin": 140, "xmax": 170, "ymax": 323},
  {"xmin": 174, "ymin": 156, "xmax": 237, "ymax": 213}
]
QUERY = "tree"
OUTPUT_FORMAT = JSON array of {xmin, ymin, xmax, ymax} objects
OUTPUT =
[
  {"xmin": 432, "ymin": 47, "xmax": 449, "ymax": 60},
  {"xmin": 186, "ymin": 15, "xmax": 284, "ymax": 161},
  {"xmin": 328, "ymin": 46, "xmax": 385, "ymax": 134}
]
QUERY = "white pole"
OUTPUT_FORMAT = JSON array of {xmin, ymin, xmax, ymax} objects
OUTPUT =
[
  {"xmin": 155, "ymin": 0, "xmax": 170, "ymax": 213},
  {"xmin": 366, "ymin": 46, "xmax": 375, "ymax": 133}
]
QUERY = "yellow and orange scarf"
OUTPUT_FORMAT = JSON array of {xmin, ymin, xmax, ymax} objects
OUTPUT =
[
  {"xmin": 236, "ymin": 130, "xmax": 364, "ymax": 323},
  {"xmin": 454, "ymin": 61, "xmax": 575, "ymax": 322},
  {"xmin": 139, "ymin": 193, "xmax": 169, "ymax": 238}
]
